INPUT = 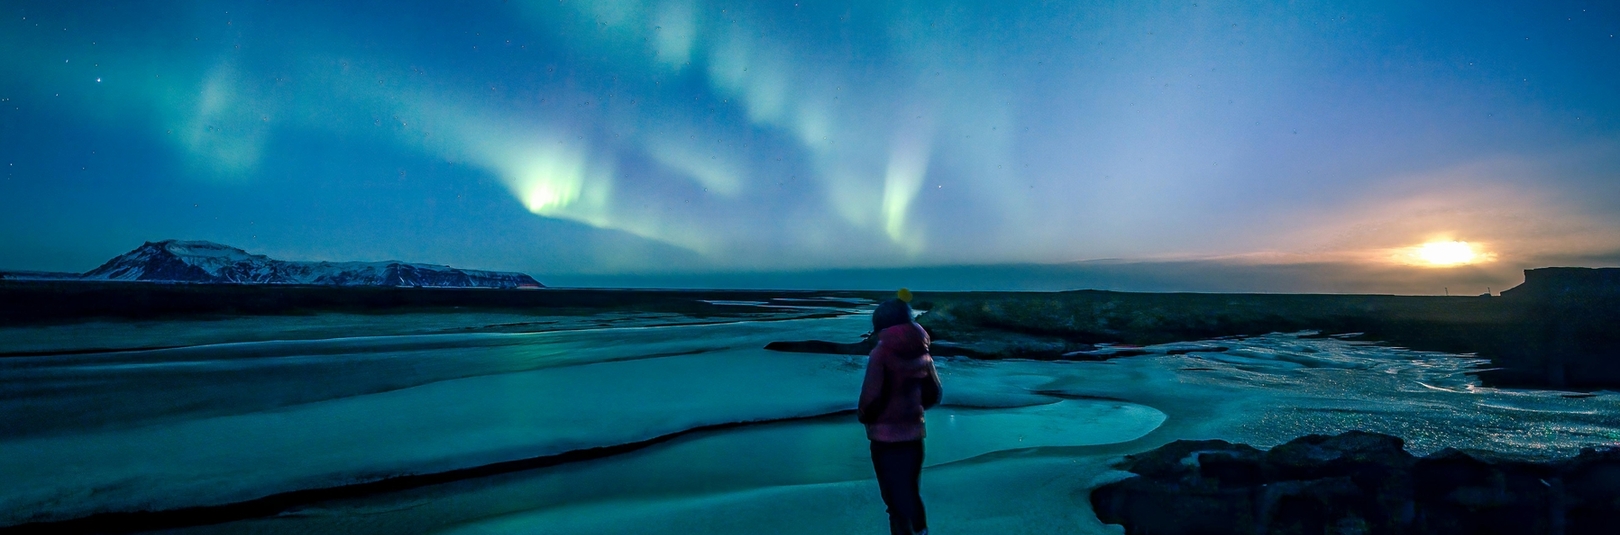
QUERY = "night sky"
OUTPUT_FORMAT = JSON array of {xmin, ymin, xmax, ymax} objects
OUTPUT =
[{"xmin": 3, "ymin": 1, "xmax": 1618, "ymax": 292}]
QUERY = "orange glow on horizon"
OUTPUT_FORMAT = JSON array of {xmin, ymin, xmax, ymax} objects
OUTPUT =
[{"xmin": 1397, "ymin": 240, "xmax": 1493, "ymax": 267}]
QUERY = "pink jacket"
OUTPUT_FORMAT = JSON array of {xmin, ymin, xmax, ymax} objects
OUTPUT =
[{"xmin": 858, "ymin": 322, "xmax": 943, "ymax": 442}]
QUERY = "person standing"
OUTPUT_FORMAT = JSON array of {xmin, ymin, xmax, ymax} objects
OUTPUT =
[{"xmin": 858, "ymin": 289, "xmax": 943, "ymax": 535}]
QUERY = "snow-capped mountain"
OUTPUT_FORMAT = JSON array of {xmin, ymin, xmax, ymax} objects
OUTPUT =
[{"xmin": 79, "ymin": 240, "xmax": 543, "ymax": 288}]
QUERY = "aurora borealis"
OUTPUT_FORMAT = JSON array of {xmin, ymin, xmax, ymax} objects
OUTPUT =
[{"xmin": 3, "ymin": 1, "xmax": 1618, "ymax": 292}]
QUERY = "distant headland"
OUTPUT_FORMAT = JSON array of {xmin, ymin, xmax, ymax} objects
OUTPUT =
[
  {"xmin": 4, "ymin": 256, "xmax": 1617, "ymax": 390},
  {"xmin": 0, "ymin": 240, "xmax": 542, "ymax": 289}
]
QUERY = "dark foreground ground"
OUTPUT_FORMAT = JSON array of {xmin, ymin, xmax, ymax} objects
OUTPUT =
[
  {"xmin": 1093, "ymin": 431, "xmax": 1620, "ymax": 535},
  {"xmin": 1, "ymin": 270, "xmax": 1616, "ymax": 534}
]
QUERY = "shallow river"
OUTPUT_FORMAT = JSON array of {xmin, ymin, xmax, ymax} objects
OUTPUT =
[{"xmin": 2, "ymin": 304, "xmax": 1617, "ymax": 534}]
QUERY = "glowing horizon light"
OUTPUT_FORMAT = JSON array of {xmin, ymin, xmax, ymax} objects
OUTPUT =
[{"xmin": 1415, "ymin": 240, "xmax": 1480, "ymax": 266}]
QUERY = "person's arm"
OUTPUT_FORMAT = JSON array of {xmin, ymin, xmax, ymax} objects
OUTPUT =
[
  {"xmin": 918, "ymin": 325, "xmax": 942, "ymax": 409},
  {"xmin": 857, "ymin": 349, "xmax": 886, "ymax": 424},
  {"xmin": 921, "ymin": 360, "xmax": 943, "ymax": 410}
]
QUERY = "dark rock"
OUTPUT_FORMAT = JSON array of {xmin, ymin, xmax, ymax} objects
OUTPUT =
[
  {"xmin": 1266, "ymin": 431, "xmax": 1414, "ymax": 480},
  {"xmin": 1092, "ymin": 440, "xmax": 1271, "ymax": 532},
  {"xmin": 1165, "ymin": 346, "xmax": 1231, "ymax": 355},
  {"xmin": 1091, "ymin": 431, "xmax": 1620, "ymax": 534},
  {"xmin": 1412, "ymin": 448, "xmax": 1564, "ymax": 534},
  {"xmin": 1092, "ymin": 475, "xmax": 1259, "ymax": 535},
  {"xmin": 925, "ymin": 340, "xmax": 1000, "ymax": 359},
  {"xmin": 1561, "ymin": 447, "xmax": 1620, "ymax": 535},
  {"xmin": 931, "ymin": 332, "xmax": 1096, "ymax": 360},
  {"xmin": 1118, "ymin": 438, "xmax": 1265, "ymax": 483},
  {"xmin": 762, "ymin": 339, "xmax": 874, "ymax": 356},
  {"xmin": 1260, "ymin": 476, "xmax": 1370, "ymax": 534},
  {"xmin": 1500, "ymin": 267, "xmax": 1620, "ymax": 300}
]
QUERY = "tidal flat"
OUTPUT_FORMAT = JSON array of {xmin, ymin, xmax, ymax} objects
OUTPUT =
[{"xmin": 1, "ymin": 282, "xmax": 1616, "ymax": 534}]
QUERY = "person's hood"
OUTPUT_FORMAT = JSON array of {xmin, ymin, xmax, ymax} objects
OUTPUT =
[
  {"xmin": 878, "ymin": 322, "xmax": 930, "ymax": 358},
  {"xmin": 871, "ymin": 298, "xmax": 914, "ymax": 333}
]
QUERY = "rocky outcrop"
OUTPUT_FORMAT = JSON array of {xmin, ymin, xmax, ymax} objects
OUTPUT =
[
  {"xmin": 1500, "ymin": 267, "xmax": 1620, "ymax": 300},
  {"xmin": 1481, "ymin": 267, "xmax": 1620, "ymax": 388},
  {"xmin": 763, "ymin": 338, "xmax": 875, "ymax": 356},
  {"xmin": 1091, "ymin": 431, "xmax": 1620, "ymax": 534}
]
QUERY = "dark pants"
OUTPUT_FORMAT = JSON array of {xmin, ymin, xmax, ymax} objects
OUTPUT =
[{"xmin": 870, "ymin": 439, "xmax": 927, "ymax": 535}]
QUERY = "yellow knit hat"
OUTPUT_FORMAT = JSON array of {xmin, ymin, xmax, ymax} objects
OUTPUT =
[{"xmin": 896, "ymin": 288, "xmax": 913, "ymax": 303}]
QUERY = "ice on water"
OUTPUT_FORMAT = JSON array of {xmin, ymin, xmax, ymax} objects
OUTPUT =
[
  {"xmin": 0, "ymin": 315, "xmax": 873, "ymax": 523},
  {"xmin": 2, "ymin": 311, "xmax": 1618, "ymax": 533}
]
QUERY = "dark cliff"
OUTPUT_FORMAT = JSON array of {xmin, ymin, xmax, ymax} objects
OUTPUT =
[{"xmin": 1501, "ymin": 267, "xmax": 1620, "ymax": 300}]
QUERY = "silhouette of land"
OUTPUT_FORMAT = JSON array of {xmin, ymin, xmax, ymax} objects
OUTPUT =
[{"xmin": 5, "ymin": 267, "xmax": 1616, "ymax": 389}]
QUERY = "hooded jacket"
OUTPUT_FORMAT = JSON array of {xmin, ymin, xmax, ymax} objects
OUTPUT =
[{"xmin": 858, "ymin": 321, "xmax": 943, "ymax": 442}]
